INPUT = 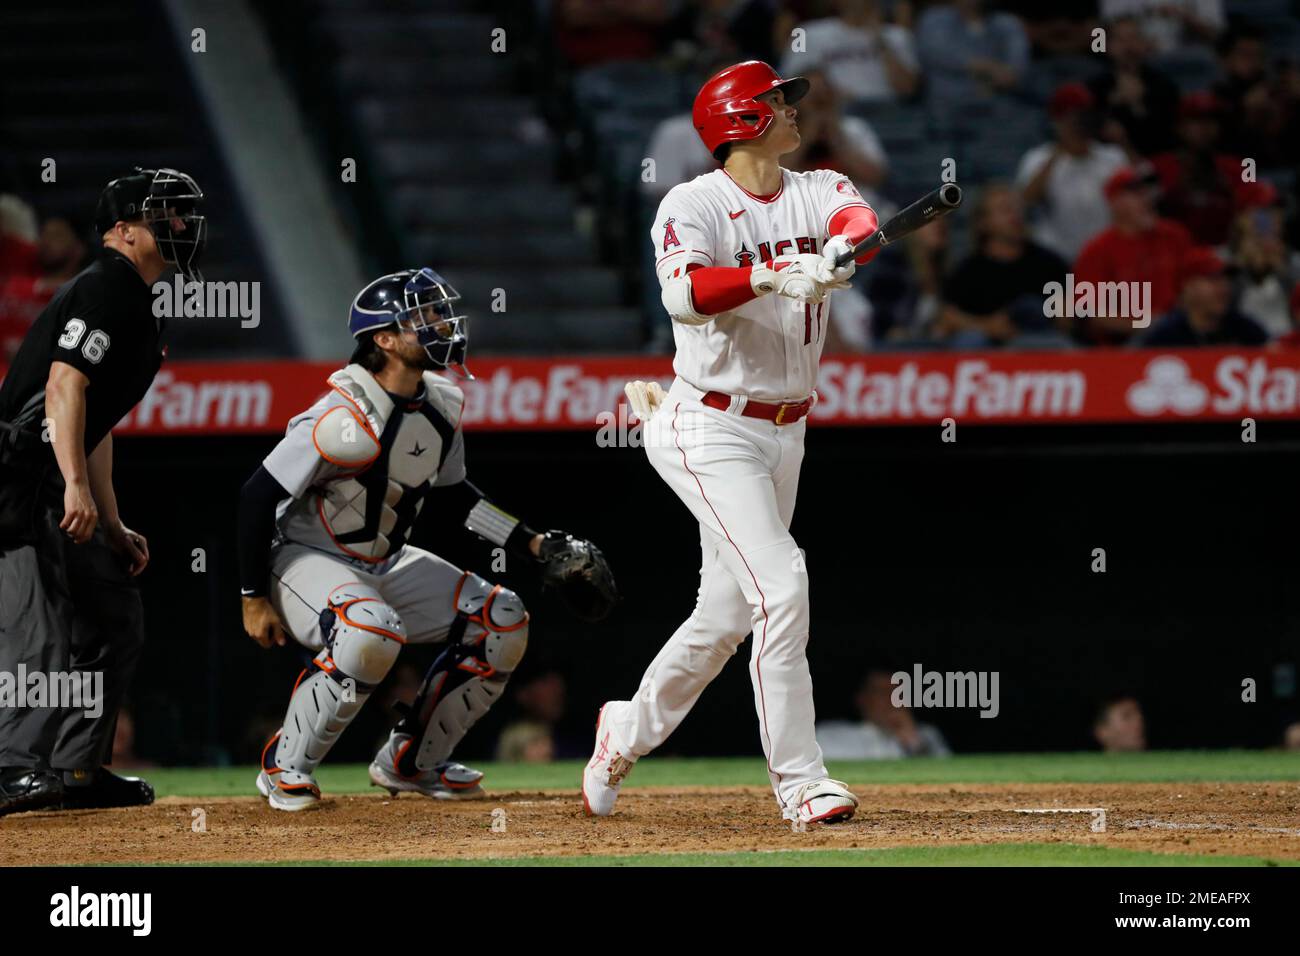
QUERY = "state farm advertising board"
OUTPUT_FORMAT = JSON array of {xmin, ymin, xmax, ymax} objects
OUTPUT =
[{"xmin": 6, "ymin": 348, "xmax": 1298, "ymax": 435}]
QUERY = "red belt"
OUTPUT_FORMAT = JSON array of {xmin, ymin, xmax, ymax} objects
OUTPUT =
[{"xmin": 701, "ymin": 391, "xmax": 814, "ymax": 425}]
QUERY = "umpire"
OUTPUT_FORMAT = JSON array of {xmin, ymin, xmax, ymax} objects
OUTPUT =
[{"xmin": 0, "ymin": 167, "xmax": 205, "ymax": 815}]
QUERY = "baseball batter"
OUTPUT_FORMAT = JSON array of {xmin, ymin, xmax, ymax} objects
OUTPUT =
[
  {"xmin": 583, "ymin": 61, "xmax": 880, "ymax": 824},
  {"xmin": 238, "ymin": 267, "xmax": 615, "ymax": 810}
]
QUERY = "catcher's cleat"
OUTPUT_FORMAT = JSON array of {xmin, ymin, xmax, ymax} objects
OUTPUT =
[
  {"xmin": 786, "ymin": 778, "xmax": 859, "ymax": 824},
  {"xmin": 256, "ymin": 767, "xmax": 322, "ymax": 811},
  {"xmin": 255, "ymin": 731, "xmax": 322, "ymax": 811},
  {"xmin": 0, "ymin": 768, "xmax": 63, "ymax": 817},
  {"xmin": 60, "ymin": 769, "xmax": 154, "ymax": 810},
  {"xmin": 368, "ymin": 734, "xmax": 485, "ymax": 800},
  {"xmin": 582, "ymin": 703, "xmax": 634, "ymax": 817}
]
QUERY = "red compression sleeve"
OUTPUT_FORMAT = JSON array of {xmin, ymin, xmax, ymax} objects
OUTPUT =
[
  {"xmin": 683, "ymin": 263, "xmax": 759, "ymax": 315},
  {"xmin": 828, "ymin": 206, "xmax": 881, "ymax": 264}
]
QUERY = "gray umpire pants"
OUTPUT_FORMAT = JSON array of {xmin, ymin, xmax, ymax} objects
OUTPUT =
[{"xmin": 0, "ymin": 486, "xmax": 145, "ymax": 772}]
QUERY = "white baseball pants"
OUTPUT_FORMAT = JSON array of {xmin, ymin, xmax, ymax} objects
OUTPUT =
[{"xmin": 605, "ymin": 378, "xmax": 828, "ymax": 810}]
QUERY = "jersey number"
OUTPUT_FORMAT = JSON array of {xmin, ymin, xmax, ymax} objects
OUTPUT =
[
  {"xmin": 57, "ymin": 319, "xmax": 110, "ymax": 364},
  {"xmin": 803, "ymin": 302, "xmax": 825, "ymax": 345}
]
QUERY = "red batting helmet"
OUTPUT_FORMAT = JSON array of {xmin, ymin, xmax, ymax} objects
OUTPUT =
[{"xmin": 692, "ymin": 60, "xmax": 810, "ymax": 159}]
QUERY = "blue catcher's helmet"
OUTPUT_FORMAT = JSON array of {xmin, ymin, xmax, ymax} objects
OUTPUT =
[{"xmin": 348, "ymin": 267, "xmax": 469, "ymax": 374}]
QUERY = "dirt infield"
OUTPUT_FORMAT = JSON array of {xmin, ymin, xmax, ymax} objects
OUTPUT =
[{"xmin": 2, "ymin": 782, "xmax": 1298, "ymax": 865}]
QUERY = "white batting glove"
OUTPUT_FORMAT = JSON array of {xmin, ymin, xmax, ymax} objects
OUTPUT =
[
  {"xmin": 751, "ymin": 254, "xmax": 842, "ymax": 303},
  {"xmin": 822, "ymin": 235, "xmax": 857, "ymax": 284},
  {"xmin": 624, "ymin": 380, "xmax": 667, "ymax": 422}
]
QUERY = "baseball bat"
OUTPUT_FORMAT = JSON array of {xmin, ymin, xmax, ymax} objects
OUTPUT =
[{"xmin": 834, "ymin": 182, "xmax": 963, "ymax": 268}]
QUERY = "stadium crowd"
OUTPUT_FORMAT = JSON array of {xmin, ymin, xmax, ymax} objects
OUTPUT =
[
  {"xmin": 3, "ymin": 1, "xmax": 1300, "ymax": 357},
  {"xmin": 557, "ymin": 0, "xmax": 1300, "ymax": 351}
]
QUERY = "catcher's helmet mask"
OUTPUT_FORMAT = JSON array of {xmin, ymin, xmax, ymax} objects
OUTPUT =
[
  {"xmin": 95, "ymin": 167, "xmax": 207, "ymax": 281},
  {"xmin": 349, "ymin": 267, "xmax": 470, "ymax": 377},
  {"xmin": 693, "ymin": 60, "xmax": 810, "ymax": 160}
]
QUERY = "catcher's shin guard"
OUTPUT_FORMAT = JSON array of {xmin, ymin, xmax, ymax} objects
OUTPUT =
[
  {"xmin": 268, "ymin": 585, "xmax": 406, "ymax": 783},
  {"xmin": 390, "ymin": 573, "xmax": 528, "ymax": 776}
]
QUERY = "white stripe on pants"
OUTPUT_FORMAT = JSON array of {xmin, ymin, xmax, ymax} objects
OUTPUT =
[{"xmin": 605, "ymin": 382, "xmax": 827, "ymax": 809}]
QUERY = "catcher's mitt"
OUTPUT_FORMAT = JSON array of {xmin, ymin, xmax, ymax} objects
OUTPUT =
[{"xmin": 536, "ymin": 530, "xmax": 618, "ymax": 623}]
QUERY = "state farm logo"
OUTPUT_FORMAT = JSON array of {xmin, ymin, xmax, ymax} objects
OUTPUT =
[
  {"xmin": 816, "ymin": 359, "xmax": 1085, "ymax": 419},
  {"xmin": 1126, "ymin": 357, "xmax": 1208, "ymax": 416},
  {"xmin": 1126, "ymin": 354, "xmax": 1300, "ymax": 417},
  {"xmin": 125, "ymin": 369, "xmax": 273, "ymax": 430}
]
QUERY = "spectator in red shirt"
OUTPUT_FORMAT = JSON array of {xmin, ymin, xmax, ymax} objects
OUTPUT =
[
  {"xmin": 0, "ymin": 216, "xmax": 88, "ymax": 363},
  {"xmin": 1149, "ymin": 92, "xmax": 1253, "ymax": 246},
  {"xmin": 1137, "ymin": 247, "xmax": 1268, "ymax": 347},
  {"xmin": 1074, "ymin": 166, "xmax": 1194, "ymax": 344}
]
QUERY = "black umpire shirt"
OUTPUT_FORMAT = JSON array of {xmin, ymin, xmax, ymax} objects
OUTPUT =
[{"xmin": 0, "ymin": 248, "xmax": 163, "ymax": 468}]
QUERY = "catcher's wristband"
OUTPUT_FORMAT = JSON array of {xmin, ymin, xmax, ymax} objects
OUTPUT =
[{"xmin": 464, "ymin": 498, "xmax": 539, "ymax": 558}]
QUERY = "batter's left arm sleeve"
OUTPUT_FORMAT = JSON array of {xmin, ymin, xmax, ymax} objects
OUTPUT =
[
  {"xmin": 238, "ymin": 464, "xmax": 290, "ymax": 597},
  {"xmin": 819, "ymin": 172, "xmax": 880, "ymax": 265}
]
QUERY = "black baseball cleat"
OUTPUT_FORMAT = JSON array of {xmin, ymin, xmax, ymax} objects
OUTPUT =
[
  {"xmin": 60, "ymin": 769, "xmax": 155, "ymax": 810},
  {"xmin": 0, "ymin": 768, "xmax": 64, "ymax": 817}
]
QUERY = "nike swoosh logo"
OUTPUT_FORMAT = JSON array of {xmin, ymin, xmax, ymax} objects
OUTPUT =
[{"xmin": 729, "ymin": 209, "xmax": 745, "ymax": 220}]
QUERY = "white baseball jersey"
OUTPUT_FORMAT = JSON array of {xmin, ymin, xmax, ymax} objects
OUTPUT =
[{"xmin": 652, "ymin": 167, "xmax": 873, "ymax": 402}]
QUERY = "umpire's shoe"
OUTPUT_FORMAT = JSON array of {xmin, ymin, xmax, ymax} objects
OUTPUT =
[
  {"xmin": 61, "ymin": 769, "xmax": 155, "ymax": 810},
  {"xmin": 0, "ymin": 768, "xmax": 64, "ymax": 817}
]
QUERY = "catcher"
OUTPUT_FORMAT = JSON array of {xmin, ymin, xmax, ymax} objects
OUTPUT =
[{"xmin": 236, "ymin": 266, "xmax": 616, "ymax": 810}]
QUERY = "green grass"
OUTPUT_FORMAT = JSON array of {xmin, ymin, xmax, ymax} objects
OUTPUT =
[
  {"xmin": 171, "ymin": 845, "xmax": 1299, "ymax": 867},
  {"xmin": 148, "ymin": 750, "xmax": 1300, "ymax": 799}
]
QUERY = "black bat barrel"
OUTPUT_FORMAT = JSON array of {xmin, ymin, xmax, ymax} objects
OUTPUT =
[{"xmin": 835, "ymin": 183, "xmax": 963, "ymax": 267}]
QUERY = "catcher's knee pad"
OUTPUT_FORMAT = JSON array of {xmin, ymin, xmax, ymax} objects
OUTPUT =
[
  {"xmin": 395, "ymin": 573, "xmax": 528, "ymax": 774},
  {"xmin": 272, "ymin": 584, "xmax": 405, "ymax": 775},
  {"xmin": 320, "ymin": 583, "xmax": 407, "ymax": 685}
]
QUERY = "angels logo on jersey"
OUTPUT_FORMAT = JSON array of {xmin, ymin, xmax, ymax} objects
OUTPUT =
[
  {"xmin": 735, "ymin": 245, "xmax": 756, "ymax": 267},
  {"xmin": 661, "ymin": 217, "xmax": 681, "ymax": 252},
  {"xmin": 835, "ymin": 180, "xmax": 860, "ymax": 198}
]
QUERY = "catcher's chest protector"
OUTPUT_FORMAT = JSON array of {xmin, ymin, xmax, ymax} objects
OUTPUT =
[{"xmin": 316, "ymin": 365, "xmax": 459, "ymax": 561}]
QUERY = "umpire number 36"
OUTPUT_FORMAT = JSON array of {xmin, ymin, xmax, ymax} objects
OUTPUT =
[{"xmin": 58, "ymin": 318, "xmax": 110, "ymax": 364}]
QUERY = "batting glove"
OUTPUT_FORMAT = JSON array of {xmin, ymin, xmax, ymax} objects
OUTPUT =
[
  {"xmin": 822, "ymin": 235, "xmax": 857, "ymax": 284},
  {"xmin": 751, "ymin": 254, "xmax": 844, "ymax": 303}
]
